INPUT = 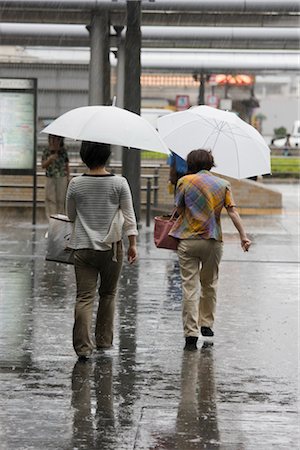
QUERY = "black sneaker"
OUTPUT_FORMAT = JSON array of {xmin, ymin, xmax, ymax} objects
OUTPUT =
[
  {"xmin": 201, "ymin": 326, "xmax": 214, "ymax": 337},
  {"xmin": 78, "ymin": 355, "xmax": 89, "ymax": 362},
  {"xmin": 184, "ymin": 336, "xmax": 198, "ymax": 351}
]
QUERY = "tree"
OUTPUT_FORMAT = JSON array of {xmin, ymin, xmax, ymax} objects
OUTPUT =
[{"xmin": 274, "ymin": 126, "xmax": 287, "ymax": 138}]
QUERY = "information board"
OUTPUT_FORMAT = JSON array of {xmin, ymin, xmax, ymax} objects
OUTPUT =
[{"xmin": 0, "ymin": 78, "xmax": 36, "ymax": 174}]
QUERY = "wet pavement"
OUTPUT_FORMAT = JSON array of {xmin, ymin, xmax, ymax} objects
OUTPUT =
[{"xmin": 0, "ymin": 183, "xmax": 299, "ymax": 450}]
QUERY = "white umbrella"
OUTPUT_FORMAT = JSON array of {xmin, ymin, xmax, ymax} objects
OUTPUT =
[
  {"xmin": 157, "ymin": 105, "xmax": 271, "ymax": 179},
  {"xmin": 41, "ymin": 105, "xmax": 170, "ymax": 155}
]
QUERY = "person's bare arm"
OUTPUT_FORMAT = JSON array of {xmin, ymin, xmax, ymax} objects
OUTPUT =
[
  {"xmin": 65, "ymin": 161, "xmax": 70, "ymax": 181},
  {"xmin": 41, "ymin": 152, "xmax": 57, "ymax": 169},
  {"xmin": 120, "ymin": 179, "xmax": 138, "ymax": 264},
  {"xmin": 169, "ymin": 163, "xmax": 178, "ymax": 185},
  {"xmin": 127, "ymin": 235, "xmax": 137, "ymax": 264},
  {"xmin": 226, "ymin": 206, "xmax": 251, "ymax": 252}
]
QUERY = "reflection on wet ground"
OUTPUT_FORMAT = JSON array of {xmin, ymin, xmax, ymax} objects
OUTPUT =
[{"xmin": 0, "ymin": 184, "xmax": 299, "ymax": 449}]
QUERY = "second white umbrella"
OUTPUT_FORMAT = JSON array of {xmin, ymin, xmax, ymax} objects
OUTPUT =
[{"xmin": 158, "ymin": 105, "xmax": 271, "ymax": 179}]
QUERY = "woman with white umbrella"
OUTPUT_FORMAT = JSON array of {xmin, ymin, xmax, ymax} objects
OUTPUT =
[
  {"xmin": 169, "ymin": 149, "xmax": 251, "ymax": 351},
  {"xmin": 66, "ymin": 141, "xmax": 138, "ymax": 360}
]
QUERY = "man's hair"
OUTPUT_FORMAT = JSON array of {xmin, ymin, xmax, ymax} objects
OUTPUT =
[
  {"xmin": 80, "ymin": 141, "xmax": 111, "ymax": 169},
  {"xmin": 187, "ymin": 149, "xmax": 215, "ymax": 173}
]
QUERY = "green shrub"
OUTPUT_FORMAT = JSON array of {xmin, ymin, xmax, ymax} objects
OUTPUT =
[{"xmin": 273, "ymin": 127, "xmax": 287, "ymax": 138}]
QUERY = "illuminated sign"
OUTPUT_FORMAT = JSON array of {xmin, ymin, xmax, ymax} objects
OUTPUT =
[
  {"xmin": 206, "ymin": 95, "xmax": 220, "ymax": 108},
  {"xmin": 176, "ymin": 95, "xmax": 190, "ymax": 111},
  {"xmin": 209, "ymin": 74, "xmax": 254, "ymax": 86}
]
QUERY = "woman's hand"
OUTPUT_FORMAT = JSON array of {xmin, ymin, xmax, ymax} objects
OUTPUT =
[
  {"xmin": 241, "ymin": 237, "xmax": 251, "ymax": 252},
  {"xmin": 127, "ymin": 245, "xmax": 138, "ymax": 264},
  {"xmin": 227, "ymin": 207, "xmax": 251, "ymax": 253}
]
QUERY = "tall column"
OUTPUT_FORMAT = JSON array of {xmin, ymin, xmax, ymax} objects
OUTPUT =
[
  {"xmin": 115, "ymin": 26, "xmax": 126, "ymax": 109},
  {"xmin": 112, "ymin": 26, "xmax": 125, "ymax": 162},
  {"xmin": 198, "ymin": 72, "xmax": 205, "ymax": 105},
  {"xmin": 122, "ymin": 0, "xmax": 141, "ymax": 222},
  {"xmin": 88, "ymin": 12, "xmax": 110, "ymax": 106}
]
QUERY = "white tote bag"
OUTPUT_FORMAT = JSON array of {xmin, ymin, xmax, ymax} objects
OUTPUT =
[{"xmin": 45, "ymin": 214, "xmax": 74, "ymax": 264}]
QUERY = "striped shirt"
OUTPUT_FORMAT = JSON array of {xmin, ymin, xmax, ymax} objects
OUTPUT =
[
  {"xmin": 169, "ymin": 170, "xmax": 235, "ymax": 242},
  {"xmin": 66, "ymin": 174, "xmax": 138, "ymax": 250}
]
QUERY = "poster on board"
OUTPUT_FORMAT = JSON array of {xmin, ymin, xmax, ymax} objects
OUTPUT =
[{"xmin": 0, "ymin": 78, "xmax": 36, "ymax": 173}]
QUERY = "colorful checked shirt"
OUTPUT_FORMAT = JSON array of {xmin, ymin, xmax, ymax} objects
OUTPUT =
[{"xmin": 169, "ymin": 170, "xmax": 236, "ymax": 242}]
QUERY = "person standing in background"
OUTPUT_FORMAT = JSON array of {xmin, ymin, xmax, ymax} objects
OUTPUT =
[
  {"xmin": 42, "ymin": 134, "xmax": 70, "ymax": 219},
  {"xmin": 283, "ymin": 133, "xmax": 291, "ymax": 156}
]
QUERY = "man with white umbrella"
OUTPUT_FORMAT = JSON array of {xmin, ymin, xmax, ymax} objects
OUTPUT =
[{"xmin": 169, "ymin": 149, "xmax": 251, "ymax": 351}]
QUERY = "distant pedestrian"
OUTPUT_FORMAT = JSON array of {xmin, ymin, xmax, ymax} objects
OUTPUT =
[
  {"xmin": 169, "ymin": 149, "xmax": 251, "ymax": 351},
  {"xmin": 66, "ymin": 141, "xmax": 138, "ymax": 361},
  {"xmin": 41, "ymin": 134, "xmax": 70, "ymax": 219},
  {"xmin": 283, "ymin": 133, "xmax": 291, "ymax": 156},
  {"xmin": 168, "ymin": 152, "xmax": 187, "ymax": 195}
]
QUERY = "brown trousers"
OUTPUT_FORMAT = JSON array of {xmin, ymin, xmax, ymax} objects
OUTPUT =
[
  {"xmin": 177, "ymin": 239, "xmax": 223, "ymax": 337},
  {"xmin": 73, "ymin": 244, "xmax": 123, "ymax": 357}
]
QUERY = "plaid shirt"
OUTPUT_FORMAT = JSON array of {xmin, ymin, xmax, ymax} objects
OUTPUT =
[{"xmin": 170, "ymin": 170, "xmax": 236, "ymax": 242}]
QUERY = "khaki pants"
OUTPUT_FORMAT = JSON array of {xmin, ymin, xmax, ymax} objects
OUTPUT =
[
  {"xmin": 73, "ymin": 244, "xmax": 123, "ymax": 357},
  {"xmin": 177, "ymin": 239, "xmax": 223, "ymax": 337},
  {"xmin": 45, "ymin": 176, "xmax": 68, "ymax": 218}
]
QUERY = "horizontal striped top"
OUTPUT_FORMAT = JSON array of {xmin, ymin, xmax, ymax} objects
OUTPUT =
[
  {"xmin": 66, "ymin": 174, "xmax": 138, "ymax": 251},
  {"xmin": 169, "ymin": 170, "xmax": 236, "ymax": 242}
]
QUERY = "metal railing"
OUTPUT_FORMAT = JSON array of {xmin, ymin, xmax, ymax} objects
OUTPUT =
[{"xmin": 0, "ymin": 162, "xmax": 162, "ymax": 226}]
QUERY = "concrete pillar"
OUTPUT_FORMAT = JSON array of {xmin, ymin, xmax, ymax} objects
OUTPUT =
[
  {"xmin": 122, "ymin": 1, "xmax": 141, "ymax": 222},
  {"xmin": 115, "ymin": 27, "xmax": 125, "ymax": 109},
  {"xmin": 87, "ymin": 12, "xmax": 110, "ymax": 106},
  {"xmin": 198, "ymin": 72, "xmax": 205, "ymax": 105},
  {"xmin": 112, "ymin": 26, "xmax": 125, "ymax": 162}
]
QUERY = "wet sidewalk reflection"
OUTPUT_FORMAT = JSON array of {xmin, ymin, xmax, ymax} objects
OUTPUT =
[
  {"xmin": 72, "ymin": 356, "xmax": 115, "ymax": 449},
  {"xmin": 0, "ymin": 185, "xmax": 299, "ymax": 449}
]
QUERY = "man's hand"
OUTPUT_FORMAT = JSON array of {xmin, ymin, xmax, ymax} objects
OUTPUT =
[
  {"xmin": 127, "ymin": 245, "xmax": 138, "ymax": 264},
  {"xmin": 241, "ymin": 237, "xmax": 251, "ymax": 252}
]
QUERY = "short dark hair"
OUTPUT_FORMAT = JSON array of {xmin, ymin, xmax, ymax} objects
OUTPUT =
[
  {"xmin": 80, "ymin": 141, "xmax": 111, "ymax": 169},
  {"xmin": 187, "ymin": 149, "xmax": 215, "ymax": 173}
]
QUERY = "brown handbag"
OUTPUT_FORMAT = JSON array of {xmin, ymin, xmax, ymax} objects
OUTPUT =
[{"xmin": 154, "ymin": 210, "xmax": 178, "ymax": 250}]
